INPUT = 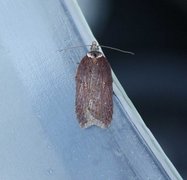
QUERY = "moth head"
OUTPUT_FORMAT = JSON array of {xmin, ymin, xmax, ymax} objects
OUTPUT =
[
  {"xmin": 87, "ymin": 41, "xmax": 103, "ymax": 58},
  {"xmin": 90, "ymin": 41, "xmax": 99, "ymax": 52}
]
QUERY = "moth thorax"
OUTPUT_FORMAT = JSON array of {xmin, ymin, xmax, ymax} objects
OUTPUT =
[{"xmin": 87, "ymin": 51, "xmax": 103, "ymax": 59}]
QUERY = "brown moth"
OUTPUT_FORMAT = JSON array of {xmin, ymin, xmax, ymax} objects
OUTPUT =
[{"xmin": 75, "ymin": 41, "xmax": 113, "ymax": 128}]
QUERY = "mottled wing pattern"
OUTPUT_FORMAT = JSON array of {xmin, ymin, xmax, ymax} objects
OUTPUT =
[
  {"xmin": 75, "ymin": 56, "xmax": 90, "ymax": 127},
  {"xmin": 76, "ymin": 55, "xmax": 113, "ymax": 128}
]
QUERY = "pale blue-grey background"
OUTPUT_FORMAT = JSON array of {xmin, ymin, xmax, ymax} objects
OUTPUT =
[{"xmin": 0, "ymin": 0, "xmax": 182, "ymax": 179}]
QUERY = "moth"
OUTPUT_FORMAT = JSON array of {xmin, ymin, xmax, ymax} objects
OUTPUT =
[{"xmin": 75, "ymin": 41, "xmax": 113, "ymax": 128}]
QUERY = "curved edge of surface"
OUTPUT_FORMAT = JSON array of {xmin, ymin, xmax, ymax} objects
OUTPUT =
[{"xmin": 64, "ymin": 0, "xmax": 182, "ymax": 179}]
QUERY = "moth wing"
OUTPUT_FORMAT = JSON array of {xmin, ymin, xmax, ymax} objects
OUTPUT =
[
  {"xmin": 75, "ymin": 56, "xmax": 91, "ymax": 126},
  {"xmin": 90, "ymin": 56, "xmax": 113, "ymax": 127},
  {"xmin": 76, "ymin": 55, "xmax": 113, "ymax": 128}
]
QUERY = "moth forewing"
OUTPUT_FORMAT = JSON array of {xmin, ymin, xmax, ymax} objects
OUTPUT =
[{"xmin": 75, "ymin": 45, "xmax": 113, "ymax": 128}]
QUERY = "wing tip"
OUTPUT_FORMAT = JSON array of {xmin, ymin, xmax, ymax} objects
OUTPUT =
[{"xmin": 79, "ymin": 119, "xmax": 111, "ymax": 129}]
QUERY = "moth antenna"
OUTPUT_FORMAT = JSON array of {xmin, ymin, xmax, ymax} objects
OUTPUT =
[
  {"xmin": 99, "ymin": 45, "xmax": 135, "ymax": 55},
  {"xmin": 59, "ymin": 41, "xmax": 134, "ymax": 55},
  {"xmin": 58, "ymin": 45, "xmax": 91, "ymax": 52}
]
